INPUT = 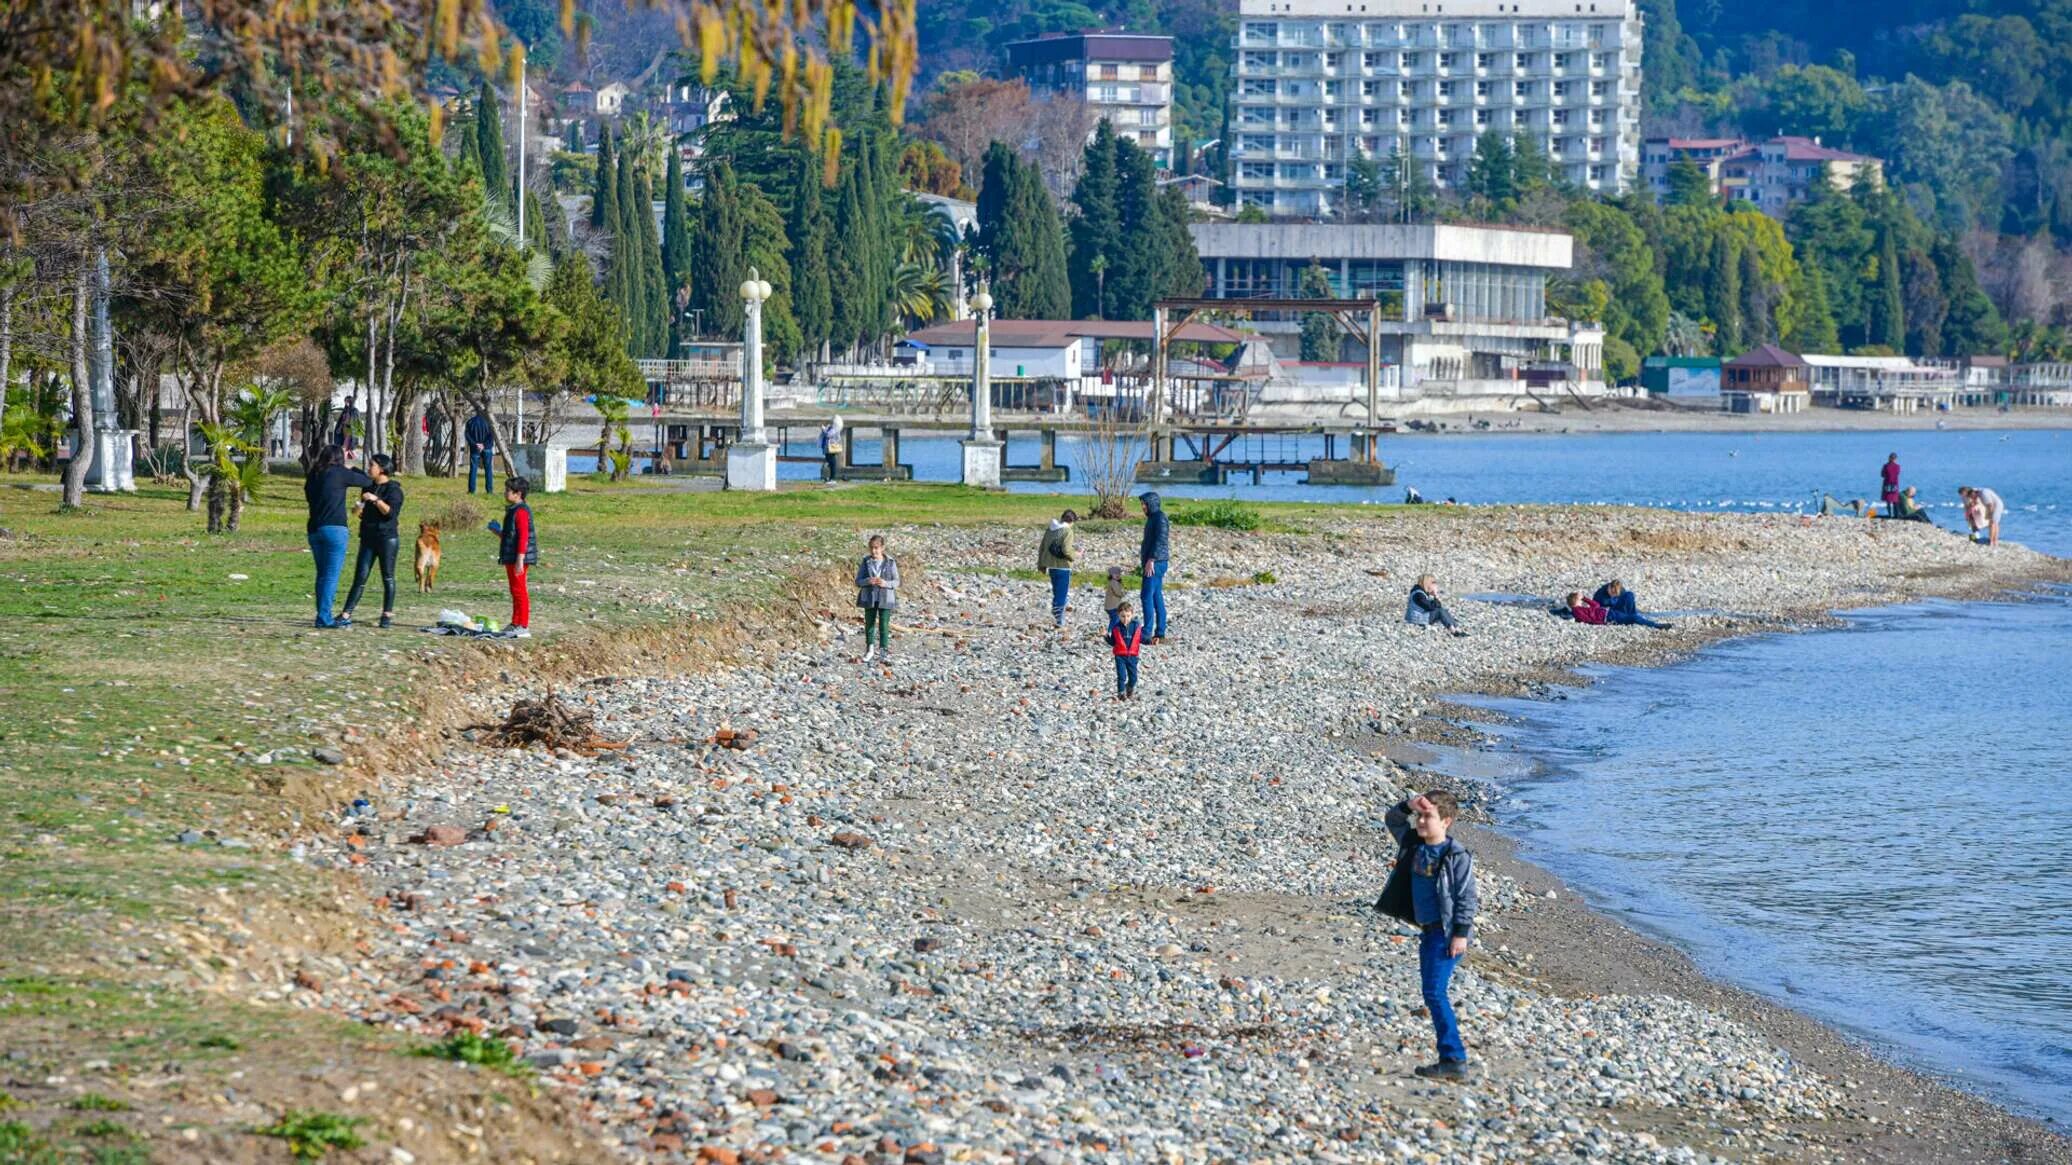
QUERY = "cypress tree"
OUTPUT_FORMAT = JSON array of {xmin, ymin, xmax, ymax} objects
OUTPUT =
[
  {"xmin": 1934, "ymin": 237, "xmax": 2006, "ymax": 356},
  {"xmin": 474, "ymin": 82, "xmax": 509, "ymax": 217},
  {"xmin": 1158, "ymin": 186, "xmax": 1204, "ymax": 299},
  {"xmin": 1738, "ymin": 242, "xmax": 1772, "ymax": 346},
  {"xmin": 688, "ymin": 162, "xmax": 749, "ymax": 342},
  {"xmin": 663, "ymin": 149, "xmax": 693, "ymax": 330},
  {"xmin": 1789, "ymin": 252, "xmax": 1841, "ymax": 353},
  {"xmin": 631, "ymin": 161, "xmax": 669, "ymax": 356},
  {"xmin": 604, "ymin": 144, "xmax": 642, "ymax": 352},
  {"xmin": 1002, "ymin": 160, "xmax": 1070, "ymax": 319},
  {"xmin": 524, "ymin": 189, "xmax": 556, "ymax": 257},
  {"xmin": 1069, "ymin": 122, "xmax": 1122, "ymax": 319},
  {"xmin": 1106, "ymin": 137, "xmax": 1166, "ymax": 320},
  {"xmin": 591, "ymin": 125, "xmax": 616, "ymax": 231},
  {"xmin": 1299, "ymin": 262, "xmax": 1340, "ymax": 361},
  {"xmin": 787, "ymin": 152, "xmax": 834, "ymax": 360},
  {"xmin": 855, "ymin": 131, "xmax": 895, "ymax": 346},
  {"xmin": 829, "ymin": 155, "xmax": 873, "ymax": 352},
  {"xmin": 1706, "ymin": 230, "xmax": 1742, "ymax": 354},
  {"xmin": 1868, "ymin": 224, "xmax": 1905, "ymax": 351}
]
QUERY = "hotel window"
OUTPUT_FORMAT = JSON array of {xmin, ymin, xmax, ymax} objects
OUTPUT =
[
  {"xmin": 1591, "ymin": 135, "xmax": 1608, "ymax": 152},
  {"xmin": 1438, "ymin": 110, "xmax": 1455, "ymax": 126},
  {"xmin": 1590, "ymin": 164, "xmax": 1607, "ymax": 182},
  {"xmin": 1439, "ymin": 52, "xmax": 1458, "ymax": 69},
  {"xmin": 1474, "ymin": 109, "xmax": 1490, "ymax": 126},
  {"xmin": 1362, "ymin": 80, "xmax": 1381, "ymax": 97},
  {"xmin": 1438, "ymin": 80, "xmax": 1456, "ymax": 97},
  {"xmin": 1362, "ymin": 109, "xmax": 1380, "ymax": 125},
  {"xmin": 1553, "ymin": 81, "xmax": 1570, "ymax": 97},
  {"xmin": 1591, "ymin": 52, "xmax": 1610, "ymax": 69},
  {"xmin": 1476, "ymin": 52, "xmax": 1493, "ymax": 68},
  {"xmin": 1514, "ymin": 81, "xmax": 1531, "ymax": 98},
  {"xmin": 1364, "ymin": 51, "xmax": 1388, "ymax": 68},
  {"xmin": 1555, "ymin": 52, "xmax": 1574, "ymax": 69},
  {"xmin": 1476, "ymin": 80, "xmax": 1491, "ymax": 97},
  {"xmin": 1591, "ymin": 80, "xmax": 1609, "ymax": 96},
  {"xmin": 1552, "ymin": 109, "xmax": 1569, "ymax": 125},
  {"xmin": 1589, "ymin": 109, "xmax": 1605, "ymax": 127}
]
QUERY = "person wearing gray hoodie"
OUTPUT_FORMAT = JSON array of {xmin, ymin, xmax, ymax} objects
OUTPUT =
[{"xmin": 1138, "ymin": 492, "xmax": 1171, "ymax": 642}]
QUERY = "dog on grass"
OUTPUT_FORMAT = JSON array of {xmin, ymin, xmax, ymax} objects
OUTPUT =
[{"xmin": 413, "ymin": 522, "xmax": 442, "ymax": 593}]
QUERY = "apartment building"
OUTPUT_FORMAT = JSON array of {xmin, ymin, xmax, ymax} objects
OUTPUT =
[
  {"xmin": 1230, "ymin": 0, "xmax": 1644, "ymax": 218},
  {"xmin": 1005, "ymin": 33, "xmax": 1174, "ymax": 167},
  {"xmin": 1642, "ymin": 135, "xmax": 1884, "ymax": 216}
]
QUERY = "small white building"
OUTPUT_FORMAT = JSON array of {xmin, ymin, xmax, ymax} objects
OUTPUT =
[{"xmin": 593, "ymin": 82, "xmax": 630, "ymax": 116}]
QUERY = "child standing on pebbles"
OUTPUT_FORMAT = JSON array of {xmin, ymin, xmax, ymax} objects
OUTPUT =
[
  {"xmin": 1103, "ymin": 566, "xmax": 1128, "ymax": 632},
  {"xmin": 1109, "ymin": 600, "xmax": 1142, "ymax": 699},
  {"xmin": 855, "ymin": 534, "xmax": 899, "ymax": 663},
  {"xmin": 1383, "ymin": 789, "xmax": 1479, "ymax": 1081}
]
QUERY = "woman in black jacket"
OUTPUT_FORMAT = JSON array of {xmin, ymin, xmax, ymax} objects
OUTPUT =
[
  {"xmin": 338, "ymin": 453, "xmax": 404, "ymax": 628},
  {"xmin": 303, "ymin": 445, "xmax": 372, "ymax": 628}
]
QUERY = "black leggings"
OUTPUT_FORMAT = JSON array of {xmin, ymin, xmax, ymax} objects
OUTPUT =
[{"xmin": 343, "ymin": 535, "xmax": 398, "ymax": 616}]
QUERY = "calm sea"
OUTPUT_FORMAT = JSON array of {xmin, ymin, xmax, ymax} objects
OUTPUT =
[{"xmin": 825, "ymin": 426, "xmax": 2072, "ymax": 1122}]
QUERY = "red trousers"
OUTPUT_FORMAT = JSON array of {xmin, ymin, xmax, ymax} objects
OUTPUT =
[{"xmin": 505, "ymin": 563, "xmax": 530, "ymax": 628}]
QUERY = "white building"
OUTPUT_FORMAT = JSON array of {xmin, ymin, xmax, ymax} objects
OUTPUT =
[
  {"xmin": 1006, "ymin": 33, "xmax": 1175, "ymax": 167},
  {"xmin": 1230, "ymin": 0, "xmax": 1644, "ymax": 218},
  {"xmin": 1189, "ymin": 221, "xmax": 1604, "ymax": 390}
]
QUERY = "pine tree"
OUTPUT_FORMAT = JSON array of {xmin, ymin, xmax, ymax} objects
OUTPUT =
[
  {"xmin": 1868, "ymin": 223, "xmax": 1905, "ymax": 351},
  {"xmin": 474, "ymin": 82, "xmax": 509, "ymax": 217},
  {"xmin": 1345, "ymin": 152, "xmax": 1383, "ymax": 223},
  {"xmin": 1707, "ymin": 230, "xmax": 1742, "ymax": 353},
  {"xmin": 1106, "ymin": 137, "xmax": 1168, "ymax": 320},
  {"xmin": 591, "ymin": 126, "xmax": 616, "ymax": 231},
  {"xmin": 786, "ymin": 152, "xmax": 834, "ymax": 360},
  {"xmin": 1069, "ymin": 122, "xmax": 1122, "ymax": 319},
  {"xmin": 1934, "ymin": 237, "xmax": 2007, "ymax": 356},
  {"xmin": 663, "ymin": 149, "xmax": 693, "ymax": 333},
  {"xmin": 1467, "ymin": 134, "xmax": 1516, "ymax": 210},
  {"xmin": 1512, "ymin": 133, "xmax": 1553, "ymax": 199},
  {"xmin": 631, "ymin": 161, "xmax": 669, "ymax": 356},
  {"xmin": 1788, "ymin": 254, "xmax": 1841, "ymax": 353},
  {"xmin": 1299, "ymin": 262, "xmax": 1340, "ymax": 361}
]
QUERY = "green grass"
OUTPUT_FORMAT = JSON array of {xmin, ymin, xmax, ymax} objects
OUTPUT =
[
  {"xmin": 414, "ymin": 1030, "xmax": 533, "ymax": 1078},
  {"xmin": 255, "ymin": 1110, "xmax": 364, "ymax": 1159},
  {"xmin": 69, "ymin": 1094, "xmax": 129, "ymax": 1113},
  {"xmin": 1168, "ymin": 498, "xmax": 1266, "ymax": 531}
]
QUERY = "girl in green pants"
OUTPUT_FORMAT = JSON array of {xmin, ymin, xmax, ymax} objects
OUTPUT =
[{"xmin": 855, "ymin": 534, "xmax": 900, "ymax": 663}]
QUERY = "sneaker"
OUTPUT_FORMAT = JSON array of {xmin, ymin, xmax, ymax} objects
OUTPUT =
[
  {"xmin": 863, "ymin": 646, "xmax": 877, "ymax": 663},
  {"xmin": 334, "ymin": 615, "xmax": 354, "ymax": 629},
  {"xmin": 1413, "ymin": 1060, "xmax": 1471, "ymax": 1082},
  {"xmin": 506, "ymin": 626, "xmax": 531, "ymax": 639},
  {"xmin": 378, "ymin": 615, "xmax": 394, "ymax": 629},
  {"xmin": 1450, "ymin": 628, "xmax": 1468, "ymax": 638}
]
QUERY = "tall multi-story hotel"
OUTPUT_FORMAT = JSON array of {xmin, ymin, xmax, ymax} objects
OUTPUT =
[
  {"xmin": 1231, "ymin": 0, "xmax": 1644, "ymax": 218},
  {"xmin": 1006, "ymin": 33, "xmax": 1175, "ymax": 168}
]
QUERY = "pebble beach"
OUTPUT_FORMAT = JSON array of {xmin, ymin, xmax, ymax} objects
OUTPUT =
[{"xmin": 282, "ymin": 507, "xmax": 2067, "ymax": 1164}]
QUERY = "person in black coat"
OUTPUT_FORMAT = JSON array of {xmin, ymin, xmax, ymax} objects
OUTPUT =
[
  {"xmin": 303, "ymin": 445, "xmax": 373, "ymax": 628},
  {"xmin": 338, "ymin": 453, "xmax": 405, "ymax": 629},
  {"xmin": 465, "ymin": 410, "xmax": 497, "ymax": 494}
]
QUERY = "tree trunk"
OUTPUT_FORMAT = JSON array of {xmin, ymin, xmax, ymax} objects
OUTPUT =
[
  {"xmin": 205, "ymin": 470, "xmax": 229, "ymax": 533},
  {"xmin": 400, "ymin": 388, "xmax": 428, "ymax": 476},
  {"xmin": 363, "ymin": 311, "xmax": 379, "ymax": 457},
  {"xmin": 476, "ymin": 357, "xmax": 520, "ymax": 477},
  {"xmin": 0, "ymin": 279, "xmax": 14, "ymax": 444},
  {"xmin": 62, "ymin": 268, "xmax": 94, "ymax": 508}
]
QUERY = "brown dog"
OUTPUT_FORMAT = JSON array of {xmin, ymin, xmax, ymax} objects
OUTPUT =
[{"xmin": 413, "ymin": 522, "xmax": 442, "ymax": 593}]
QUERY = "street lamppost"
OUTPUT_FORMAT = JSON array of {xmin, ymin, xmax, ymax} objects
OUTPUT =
[
  {"xmin": 959, "ymin": 283, "xmax": 1002, "ymax": 488},
  {"xmin": 724, "ymin": 268, "xmax": 777, "ymax": 491}
]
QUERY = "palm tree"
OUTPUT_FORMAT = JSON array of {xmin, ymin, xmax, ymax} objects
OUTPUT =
[
  {"xmin": 619, "ymin": 112, "xmax": 674, "ymax": 180},
  {"xmin": 888, "ymin": 262, "xmax": 949, "ymax": 331}
]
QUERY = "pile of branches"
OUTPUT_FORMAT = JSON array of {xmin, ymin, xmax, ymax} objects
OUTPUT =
[{"xmin": 477, "ymin": 689, "xmax": 625, "ymax": 754}]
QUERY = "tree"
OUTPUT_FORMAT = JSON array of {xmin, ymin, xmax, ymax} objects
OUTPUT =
[
  {"xmin": 1871, "ymin": 77, "xmax": 2015, "ymax": 233},
  {"xmin": 540, "ymin": 254, "xmax": 642, "ymax": 412},
  {"xmin": 473, "ymin": 82, "xmax": 510, "ymax": 218},
  {"xmin": 915, "ymin": 75, "xmax": 1035, "ymax": 177},
  {"xmin": 591, "ymin": 126, "xmax": 617, "ymax": 232},
  {"xmin": 1298, "ymin": 262, "xmax": 1340, "ymax": 361},
  {"xmin": 1787, "ymin": 257, "xmax": 1840, "ymax": 353},
  {"xmin": 1737, "ymin": 241, "xmax": 1773, "ymax": 346},
  {"xmin": 1104, "ymin": 136, "xmax": 1183, "ymax": 320},
  {"xmin": 1345, "ymin": 153, "xmax": 1384, "ymax": 223},
  {"xmin": 786, "ymin": 153, "xmax": 834, "ymax": 361},
  {"xmin": 1867, "ymin": 222, "xmax": 1905, "ymax": 350},
  {"xmin": 1934, "ymin": 238, "xmax": 2007, "ymax": 356},
  {"xmin": 1466, "ymin": 133, "xmax": 1516, "ymax": 212},
  {"xmin": 899, "ymin": 140, "xmax": 967, "ymax": 198},
  {"xmin": 1665, "ymin": 159, "xmax": 1713, "ymax": 208},
  {"xmin": 1379, "ymin": 146, "xmax": 1439, "ymax": 224},
  {"xmin": 1562, "ymin": 200, "xmax": 1670, "ymax": 361},
  {"xmin": 689, "ymin": 161, "xmax": 750, "ymax": 345},
  {"xmin": 629, "ymin": 159, "xmax": 669, "ymax": 357},
  {"xmin": 1900, "ymin": 248, "xmax": 1946, "ymax": 357},
  {"xmin": 1706, "ymin": 230, "xmax": 1742, "ymax": 353},
  {"xmin": 976, "ymin": 143, "xmax": 1069, "ymax": 320},
  {"xmin": 662, "ymin": 148, "xmax": 693, "ymax": 342},
  {"xmin": 1743, "ymin": 65, "xmax": 1869, "ymax": 142},
  {"xmin": 1511, "ymin": 133, "xmax": 1554, "ymax": 200},
  {"xmin": 1069, "ymin": 122, "xmax": 1123, "ymax": 319}
]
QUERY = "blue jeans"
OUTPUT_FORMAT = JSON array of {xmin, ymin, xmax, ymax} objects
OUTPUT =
[
  {"xmin": 469, "ymin": 448, "xmax": 495, "ymax": 494},
  {"xmin": 1113, "ymin": 654, "xmax": 1138, "ymax": 695},
  {"xmin": 308, "ymin": 526, "xmax": 350, "ymax": 626},
  {"xmin": 1419, "ymin": 927, "xmax": 1468, "ymax": 1063},
  {"xmin": 1140, "ymin": 560, "xmax": 1168, "ymax": 638},
  {"xmin": 1048, "ymin": 568, "xmax": 1072, "ymax": 626}
]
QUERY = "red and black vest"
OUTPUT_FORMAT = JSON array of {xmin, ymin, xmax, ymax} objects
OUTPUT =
[{"xmin": 1110, "ymin": 621, "xmax": 1143, "ymax": 657}]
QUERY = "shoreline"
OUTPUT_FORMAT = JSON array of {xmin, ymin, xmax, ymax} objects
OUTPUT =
[
  {"xmin": 166, "ymin": 504, "xmax": 2066, "ymax": 1164},
  {"xmin": 1377, "ymin": 403, "xmax": 2072, "ymax": 436}
]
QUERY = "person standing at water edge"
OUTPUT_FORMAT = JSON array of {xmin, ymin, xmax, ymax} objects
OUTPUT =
[
  {"xmin": 487, "ymin": 477, "xmax": 538, "ymax": 638},
  {"xmin": 1138, "ymin": 492, "xmax": 1171, "ymax": 643},
  {"xmin": 1405, "ymin": 575, "xmax": 1467, "ymax": 636},
  {"xmin": 465, "ymin": 409, "xmax": 496, "ymax": 494},
  {"xmin": 1109, "ymin": 600, "xmax": 1142, "ymax": 699},
  {"xmin": 1880, "ymin": 453, "xmax": 1902, "ymax": 517},
  {"xmin": 1037, "ymin": 509, "xmax": 1079, "ymax": 629},
  {"xmin": 819, "ymin": 416, "xmax": 844, "ymax": 482},
  {"xmin": 337, "ymin": 454, "xmax": 404, "ymax": 629},
  {"xmin": 1384, "ymin": 790, "xmax": 1479, "ymax": 1081},
  {"xmin": 302, "ymin": 445, "xmax": 374, "ymax": 629},
  {"xmin": 855, "ymin": 534, "xmax": 899, "ymax": 663}
]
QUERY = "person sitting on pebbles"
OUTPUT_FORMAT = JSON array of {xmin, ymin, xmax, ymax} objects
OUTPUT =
[
  {"xmin": 1405, "ymin": 575, "xmax": 1468, "ymax": 637},
  {"xmin": 1591, "ymin": 579, "xmax": 1671, "ymax": 629},
  {"xmin": 1564, "ymin": 591, "xmax": 1609, "ymax": 624}
]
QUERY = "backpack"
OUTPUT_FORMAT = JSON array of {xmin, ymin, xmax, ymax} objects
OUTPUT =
[{"xmin": 1042, "ymin": 526, "xmax": 1068, "ymax": 563}]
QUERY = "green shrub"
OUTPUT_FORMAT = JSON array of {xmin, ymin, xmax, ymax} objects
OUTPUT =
[
  {"xmin": 256, "ymin": 1111, "xmax": 365, "ymax": 1159},
  {"xmin": 71, "ymin": 1094, "xmax": 131, "ymax": 1113},
  {"xmin": 415, "ymin": 1031, "xmax": 532, "ymax": 1078},
  {"xmin": 1252, "ymin": 570, "xmax": 1277, "ymax": 585},
  {"xmin": 1170, "ymin": 499, "xmax": 1263, "ymax": 531}
]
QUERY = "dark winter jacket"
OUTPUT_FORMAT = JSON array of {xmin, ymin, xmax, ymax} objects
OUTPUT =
[
  {"xmin": 1138, "ymin": 492, "xmax": 1170, "ymax": 565},
  {"xmin": 1383, "ymin": 797, "xmax": 1479, "ymax": 940},
  {"xmin": 495, "ymin": 501, "xmax": 538, "ymax": 566},
  {"xmin": 1404, "ymin": 585, "xmax": 1452, "ymax": 627},
  {"xmin": 465, "ymin": 413, "xmax": 496, "ymax": 452},
  {"xmin": 304, "ymin": 466, "xmax": 374, "ymax": 534},
  {"xmin": 1593, "ymin": 586, "xmax": 1642, "ymax": 623}
]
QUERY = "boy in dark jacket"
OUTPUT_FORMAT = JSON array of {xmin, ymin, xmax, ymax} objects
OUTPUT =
[
  {"xmin": 1109, "ymin": 601, "xmax": 1142, "ymax": 699},
  {"xmin": 1385, "ymin": 790, "xmax": 1479, "ymax": 1080},
  {"xmin": 487, "ymin": 476, "xmax": 537, "ymax": 638}
]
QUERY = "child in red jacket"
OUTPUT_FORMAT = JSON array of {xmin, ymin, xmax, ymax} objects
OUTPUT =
[
  {"xmin": 1565, "ymin": 591, "xmax": 1608, "ymax": 625},
  {"xmin": 487, "ymin": 477, "xmax": 538, "ymax": 638},
  {"xmin": 1110, "ymin": 601, "xmax": 1142, "ymax": 700}
]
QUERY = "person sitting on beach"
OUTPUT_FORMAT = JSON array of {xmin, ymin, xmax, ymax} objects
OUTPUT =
[
  {"xmin": 1382, "ymin": 790, "xmax": 1479, "ymax": 1082},
  {"xmin": 1592, "ymin": 579, "xmax": 1670, "ymax": 629},
  {"xmin": 1405, "ymin": 575, "xmax": 1468, "ymax": 637},
  {"xmin": 1109, "ymin": 600, "xmax": 1143, "ymax": 701},
  {"xmin": 1878, "ymin": 486, "xmax": 1934, "ymax": 525},
  {"xmin": 1817, "ymin": 494, "xmax": 1870, "ymax": 519},
  {"xmin": 1565, "ymin": 591, "xmax": 1609, "ymax": 625}
]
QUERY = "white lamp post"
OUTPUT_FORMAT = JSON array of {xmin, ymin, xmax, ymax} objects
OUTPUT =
[
  {"xmin": 959, "ymin": 284, "xmax": 1003, "ymax": 488},
  {"xmin": 724, "ymin": 267, "xmax": 778, "ymax": 491}
]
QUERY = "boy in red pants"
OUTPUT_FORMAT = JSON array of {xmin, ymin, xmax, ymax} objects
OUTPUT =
[{"xmin": 487, "ymin": 476, "xmax": 537, "ymax": 638}]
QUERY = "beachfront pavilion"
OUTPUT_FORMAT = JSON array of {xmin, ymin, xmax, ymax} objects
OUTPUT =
[
  {"xmin": 1186, "ymin": 222, "xmax": 1604, "ymax": 389},
  {"xmin": 1721, "ymin": 344, "xmax": 1811, "ymax": 413}
]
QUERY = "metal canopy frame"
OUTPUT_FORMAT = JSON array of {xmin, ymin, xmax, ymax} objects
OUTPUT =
[{"xmin": 1151, "ymin": 296, "xmax": 1389, "ymax": 462}]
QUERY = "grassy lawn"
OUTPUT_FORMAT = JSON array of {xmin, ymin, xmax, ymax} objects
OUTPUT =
[{"xmin": 0, "ymin": 469, "xmax": 1415, "ymax": 1156}]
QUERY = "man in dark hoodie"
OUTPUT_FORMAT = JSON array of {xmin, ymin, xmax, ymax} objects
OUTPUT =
[
  {"xmin": 465, "ymin": 409, "xmax": 496, "ymax": 494},
  {"xmin": 1138, "ymin": 492, "xmax": 1171, "ymax": 643}
]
